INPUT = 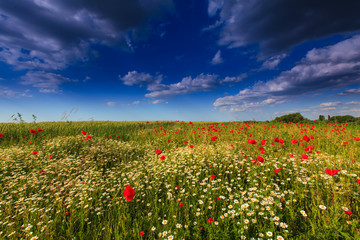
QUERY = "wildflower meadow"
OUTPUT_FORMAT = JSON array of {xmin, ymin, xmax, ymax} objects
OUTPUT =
[{"xmin": 0, "ymin": 120, "xmax": 360, "ymax": 239}]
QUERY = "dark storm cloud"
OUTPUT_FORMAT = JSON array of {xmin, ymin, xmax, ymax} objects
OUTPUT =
[
  {"xmin": 0, "ymin": 0, "xmax": 174, "ymax": 70},
  {"xmin": 208, "ymin": 0, "xmax": 360, "ymax": 56}
]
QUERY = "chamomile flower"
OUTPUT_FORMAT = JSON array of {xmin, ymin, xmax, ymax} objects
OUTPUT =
[{"xmin": 319, "ymin": 205, "xmax": 326, "ymax": 210}]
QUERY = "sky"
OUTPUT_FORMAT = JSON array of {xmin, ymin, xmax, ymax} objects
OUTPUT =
[{"xmin": 1, "ymin": 0, "xmax": 360, "ymax": 122}]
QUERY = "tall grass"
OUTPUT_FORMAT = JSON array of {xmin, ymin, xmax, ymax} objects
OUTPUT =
[{"xmin": 0, "ymin": 120, "xmax": 359, "ymax": 239}]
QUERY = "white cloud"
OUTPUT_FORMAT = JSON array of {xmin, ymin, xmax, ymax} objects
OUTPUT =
[
  {"xmin": 346, "ymin": 101, "xmax": 360, "ymax": 105},
  {"xmin": 145, "ymin": 73, "xmax": 219, "ymax": 98},
  {"xmin": 20, "ymin": 71, "xmax": 71, "ymax": 93},
  {"xmin": 318, "ymin": 102, "xmax": 341, "ymax": 107},
  {"xmin": 0, "ymin": 86, "xmax": 32, "ymax": 98},
  {"xmin": 152, "ymin": 99, "xmax": 168, "ymax": 104},
  {"xmin": 132, "ymin": 100, "xmax": 140, "ymax": 104},
  {"xmin": 120, "ymin": 70, "xmax": 250, "ymax": 99},
  {"xmin": 220, "ymin": 73, "xmax": 247, "ymax": 83},
  {"xmin": 107, "ymin": 101, "xmax": 116, "ymax": 107},
  {"xmin": 211, "ymin": 50, "xmax": 223, "ymax": 65},
  {"xmin": 214, "ymin": 35, "xmax": 360, "ymax": 112},
  {"xmin": 338, "ymin": 88, "xmax": 360, "ymax": 95},
  {"xmin": 120, "ymin": 71, "xmax": 162, "ymax": 87},
  {"xmin": 260, "ymin": 53, "xmax": 287, "ymax": 70}
]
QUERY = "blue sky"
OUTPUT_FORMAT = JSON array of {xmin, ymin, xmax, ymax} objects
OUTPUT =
[{"xmin": 1, "ymin": 0, "xmax": 360, "ymax": 122}]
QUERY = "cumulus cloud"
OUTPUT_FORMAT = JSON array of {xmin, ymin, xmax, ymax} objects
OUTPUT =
[
  {"xmin": 260, "ymin": 53, "xmax": 287, "ymax": 70},
  {"xmin": 214, "ymin": 35, "xmax": 360, "ymax": 112},
  {"xmin": 211, "ymin": 50, "xmax": 223, "ymax": 65},
  {"xmin": 207, "ymin": 0, "xmax": 360, "ymax": 56},
  {"xmin": 145, "ymin": 73, "xmax": 219, "ymax": 98},
  {"xmin": 220, "ymin": 73, "xmax": 247, "ymax": 83},
  {"xmin": 120, "ymin": 71, "xmax": 162, "ymax": 87},
  {"xmin": 120, "ymin": 70, "xmax": 251, "ymax": 99},
  {"xmin": 20, "ymin": 71, "xmax": 71, "ymax": 93}
]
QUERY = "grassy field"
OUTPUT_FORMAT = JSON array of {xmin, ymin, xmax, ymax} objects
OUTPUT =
[{"xmin": 0, "ymin": 120, "xmax": 360, "ymax": 239}]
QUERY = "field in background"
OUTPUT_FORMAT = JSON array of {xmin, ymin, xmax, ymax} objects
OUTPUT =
[{"xmin": 0, "ymin": 120, "xmax": 360, "ymax": 239}]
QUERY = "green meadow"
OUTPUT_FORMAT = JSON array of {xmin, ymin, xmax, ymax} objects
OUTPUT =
[{"xmin": 0, "ymin": 120, "xmax": 359, "ymax": 239}]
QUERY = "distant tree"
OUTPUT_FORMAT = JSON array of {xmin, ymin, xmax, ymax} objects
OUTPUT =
[
  {"xmin": 318, "ymin": 115, "xmax": 325, "ymax": 121},
  {"xmin": 273, "ymin": 112, "xmax": 309, "ymax": 123},
  {"xmin": 328, "ymin": 115, "xmax": 331, "ymax": 120},
  {"xmin": 329, "ymin": 115, "xmax": 356, "ymax": 123}
]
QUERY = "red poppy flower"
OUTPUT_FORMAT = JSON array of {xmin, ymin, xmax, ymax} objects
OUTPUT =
[
  {"xmin": 108, "ymin": 136, "xmax": 112, "ymax": 139},
  {"xmin": 39, "ymin": 170, "xmax": 45, "ymax": 174},
  {"xmin": 248, "ymin": 139, "xmax": 257, "ymax": 145},
  {"xmin": 190, "ymin": 145, "xmax": 194, "ymax": 148},
  {"xmin": 208, "ymin": 217, "xmax": 214, "ymax": 223},
  {"xmin": 117, "ymin": 135, "xmax": 120, "ymax": 138},
  {"xmin": 140, "ymin": 231, "xmax": 145, "ymax": 236},
  {"xmin": 325, "ymin": 169, "xmax": 340, "ymax": 176},
  {"xmin": 303, "ymin": 135, "xmax": 310, "ymax": 142},
  {"xmin": 302, "ymin": 154, "xmax": 308, "ymax": 159},
  {"xmin": 30, "ymin": 129, "xmax": 37, "ymax": 134},
  {"xmin": 354, "ymin": 137, "xmax": 360, "ymax": 141},
  {"xmin": 274, "ymin": 137, "xmax": 279, "ymax": 142},
  {"xmin": 64, "ymin": 211, "xmax": 70, "ymax": 216},
  {"xmin": 257, "ymin": 156, "xmax": 264, "ymax": 163},
  {"xmin": 156, "ymin": 149, "xmax": 162, "ymax": 155},
  {"xmin": 32, "ymin": 151, "xmax": 38, "ymax": 155},
  {"xmin": 289, "ymin": 154, "xmax": 294, "ymax": 158},
  {"xmin": 291, "ymin": 139, "xmax": 298, "ymax": 144},
  {"xmin": 217, "ymin": 196, "xmax": 220, "ymax": 200},
  {"xmin": 258, "ymin": 147, "xmax": 265, "ymax": 151},
  {"xmin": 0, "ymin": 133, "xmax": 3, "ymax": 137},
  {"xmin": 210, "ymin": 174, "xmax": 215, "ymax": 180},
  {"xmin": 357, "ymin": 179, "xmax": 360, "ymax": 184},
  {"xmin": 160, "ymin": 155, "xmax": 166, "ymax": 161},
  {"xmin": 85, "ymin": 135, "xmax": 91, "ymax": 140},
  {"xmin": 37, "ymin": 128, "xmax": 43, "ymax": 132},
  {"xmin": 123, "ymin": 186, "xmax": 135, "ymax": 201},
  {"xmin": 274, "ymin": 168, "xmax": 281, "ymax": 174},
  {"xmin": 28, "ymin": 142, "xmax": 32, "ymax": 144},
  {"xmin": 176, "ymin": 185, "xmax": 179, "ymax": 189},
  {"xmin": 179, "ymin": 202, "xmax": 184, "ymax": 207},
  {"xmin": 345, "ymin": 211, "xmax": 353, "ymax": 216},
  {"xmin": 211, "ymin": 136, "xmax": 218, "ymax": 141},
  {"xmin": 81, "ymin": 131, "xmax": 87, "ymax": 135},
  {"xmin": 48, "ymin": 156, "xmax": 53, "ymax": 159}
]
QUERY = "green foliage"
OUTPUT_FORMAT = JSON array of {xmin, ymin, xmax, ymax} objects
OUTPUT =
[
  {"xmin": 318, "ymin": 115, "xmax": 325, "ymax": 121},
  {"xmin": 273, "ymin": 112, "xmax": 310, "ymax": 123},
  {"xmin": 329, "ymin": 115, "xmax": 358, "ymax": 123}
]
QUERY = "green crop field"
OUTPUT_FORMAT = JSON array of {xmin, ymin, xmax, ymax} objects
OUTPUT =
[{"xmin": 0, "ymin": 120, "xmax": 360, "ymax": 239}]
